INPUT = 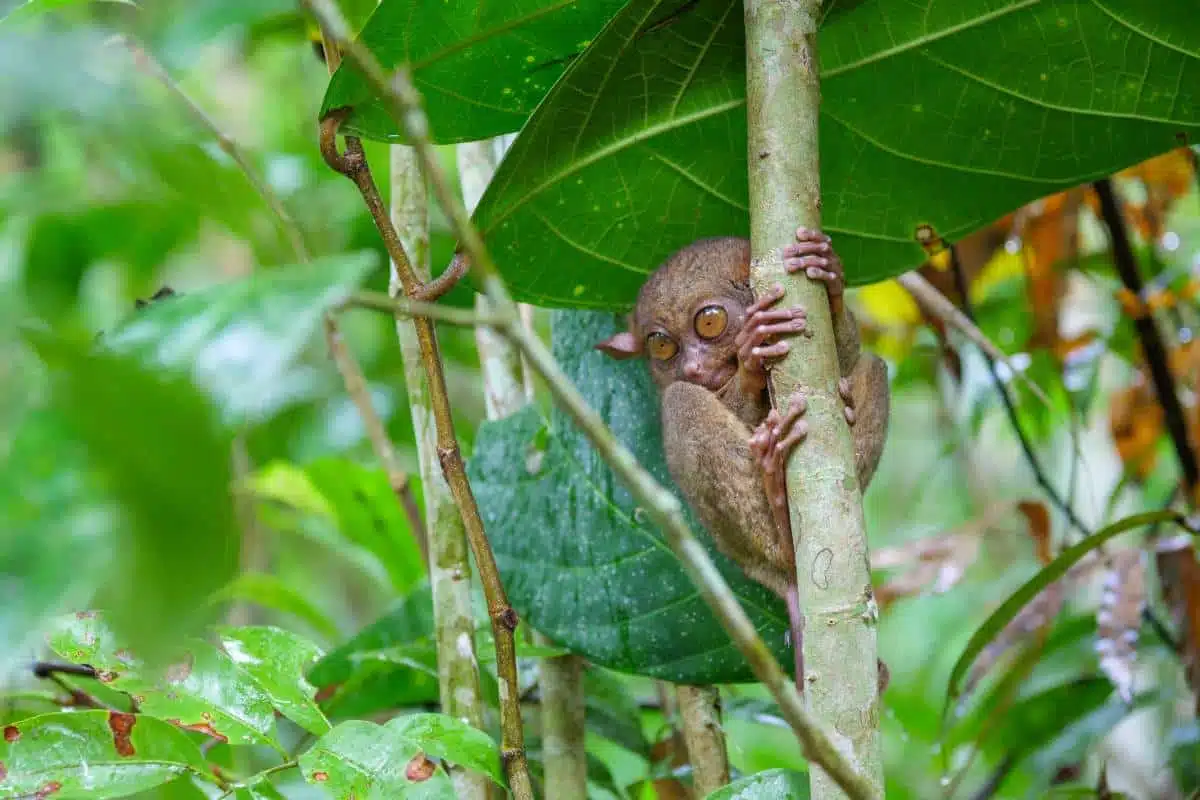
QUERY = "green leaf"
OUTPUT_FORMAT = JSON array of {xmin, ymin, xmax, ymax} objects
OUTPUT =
[
  {"xmin": 705, "ymin": 769, "xmax": 809, "ymax": 800},
  {"xmin": 383, "ymin": 714, "xmax": 505, "ymax": 788},
  {"xmin": 210, "ymin": 572, "xmax": 341, "ymax": 643},
  {"xmin": 101, "ymin": 253, "xmax": 376, "ymax": 425},
  {"xmin": 470, "ymin": 0, "xmax": 1200, "ymax": 309},
  {"xmin": 27, "ymin": 332, "xmax": 239, "ymax": 661},
  {"xmin": 0, "ymin": 0, "xmax": 135, "ymax": 26},
  {"xmin": 215, "ymin": 626, "xmax": 331, "ymax": 736},
  {"xmin": 305, "ymin": 458, "xmax": 425, "ymax": 594},
  {"xmin": 583, "ymin": 668, "xmax": 650, "ymax": 757},
  {"xmin": 308, "ymin": 587, "xmax": 440, "ymax": 717},
  {"xmin": 298, "ymin": 720, "xmax": 455, "ymax": 798},
  {"xmin": 321, "ymin": 0, "xmax": 627, "ymax": 143},
  {"xmin": 0, "ymin": 710, "xmax": 211, "ymax": 799},
  {"xmin": 48, "ymin": 614, "xmax": 280, "ymax": 748},
  {"xmin": 944, "ymin": 510, "xmax": 1184, "ymax": 708},
  {"xmin": 467, "ymin": 310, "xmax": 788, "ymax": 684}
]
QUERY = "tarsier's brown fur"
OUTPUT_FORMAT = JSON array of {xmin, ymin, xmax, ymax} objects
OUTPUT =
[{"xmin": 597, "ymin": 230, "xmax": 890, "ymax": 684}]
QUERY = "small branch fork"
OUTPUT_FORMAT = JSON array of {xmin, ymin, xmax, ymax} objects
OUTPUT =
[{"xmin": 300, "ymin": 0, "xmax": 877, "ymax": 796}]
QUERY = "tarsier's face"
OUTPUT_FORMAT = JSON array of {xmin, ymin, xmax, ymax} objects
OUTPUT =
[{"xmin": 596, "ymin": 237, "xmax": 754, "ymax": 394}]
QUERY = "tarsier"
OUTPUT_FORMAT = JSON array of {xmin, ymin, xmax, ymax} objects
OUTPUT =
[{"xmin": 596, "ymin": 228, "xmax": 890, "ymax": 689}]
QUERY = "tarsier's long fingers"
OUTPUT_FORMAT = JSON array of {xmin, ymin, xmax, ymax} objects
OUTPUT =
[
  {"xmin": 784, "ymin": 227, "xmax": 844, "ymax": 300},
  {"xmin": 743, "ymin": 283, "xmax": 786, "ymax": 317},
  {"xmin": 838, "ymin": 376, "xmax": 857, "ymax": 426}
]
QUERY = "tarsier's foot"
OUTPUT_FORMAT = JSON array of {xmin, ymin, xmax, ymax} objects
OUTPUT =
[
  {"xmin": 838, "ymin": 376, "xmax": 856, "ymax": 426},
  {"xmin": 783, "ymin": 227, "xmax": 844, "ymax": 300},
  {"xmin": 735, "ymin": 284, "xmax": 808, "ymax": 381},
  {"xmin": 749, "ymin": 390, "xmax": 808, "ymax": 512}
]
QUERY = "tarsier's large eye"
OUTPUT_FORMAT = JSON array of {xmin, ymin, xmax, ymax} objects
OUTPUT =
[
  {"xmin": 694, "ymin": 305, "xmax": 728, "ymax": 340},
  {"xmin": 646, "ymin": 332, "xmax": 678, "ymax": 361}
]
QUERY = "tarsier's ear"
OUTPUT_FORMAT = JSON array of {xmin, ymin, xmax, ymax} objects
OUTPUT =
[{"xmin": 595, "ymin": 330, "xmax": 641, "ymax": 360}]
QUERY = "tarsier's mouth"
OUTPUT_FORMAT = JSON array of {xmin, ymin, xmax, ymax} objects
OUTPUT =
[{"xmin": 708, "ymin": 362, "xmax": 738, "ymax": 393}]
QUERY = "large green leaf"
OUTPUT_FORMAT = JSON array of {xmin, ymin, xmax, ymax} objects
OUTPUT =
[
  {"xmin": 467, "ymin": 310, "xmax": 788, "ymax": 684},
  {"xmin": 321, "ymin": 0, "xmax": 628, "ymax": 143},
  {"xmin": 468, "ymin": 0, "xmax": 1200, "ymax": 309},
  {"xmin": 0, "ymin": 710, "xmax": 211, "ymax": 799},
  {"xmin": 27, "ymin": 333, "xmax": 239, "ymax": 660},
  {"xmin": 101, "ymin": 253, "xmax": 376, "ymax": 426},
  {"xmin": 706, "ymin": 769, "xmax": 809, "ymax": 800},
  {"xmin": 48, "ymin": 614, "xmax": 280, "ymax": 749},
  {"xmin": 215, "ymin": 626, "xmax": 331, "ymax": 736}
]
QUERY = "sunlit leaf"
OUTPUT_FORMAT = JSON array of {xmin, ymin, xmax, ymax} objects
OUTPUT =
[
  {"xmin": 705, "ymin": 768, "xmax": 809, "ymax": 799},
  {"xmin": 0, "ymin": 710, "xmax": 211, "ymax": 799},
  {"xmin": 216, "ymin": 626, "xmax": 331, "ymax": 736}
]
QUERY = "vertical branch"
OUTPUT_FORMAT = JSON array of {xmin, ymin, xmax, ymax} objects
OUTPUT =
[
  {"xmin": 388, "ymin": 146, "xmax": 489, "ymax": 800},
  {"xmin": 742, "ymin": 0, "xmax": 884, "ymax": 795},
  {"xmin": 676, "ymin": 685, "xmax": 730, "ymax": 795},
  {"xmin": 458, "ymin": 137, "xmax": 589, "ymax": 798}
]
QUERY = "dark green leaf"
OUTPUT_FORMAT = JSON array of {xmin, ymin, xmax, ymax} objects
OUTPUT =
[
  {"xmin": 215, "ymin": 626, "xmax": 331, "ymax": 736},
  {"xmin": 298, "ymin": 719, "xmax": 456, "ymax": 798},
  {"xmin": 705, "ymin": 768, "xmax": 809, "ymax": 799},
  {"xmin": 583, "ymin": 668, "xmax": 650, "ymax": 757},
  {"xmin": 210, "ymin": 572, "xmax": 341, "ymax": 642},
  {"xmin": 101, "ymin": 253, "xmax": 376, "ymax": 425},
  {"xmin": 48, "ymin": 614, "xmax": 280, "ymax": 748},
  {"xmin": 27, "ymin": 332, "xmax": 239, "ymax": 660},
  {"xmin": 322, "ymin": 0, "xmax": 627, "ymax": 143},
  {"xmin": 945, "ymin": 509, "xmax": 1183, "ymax": 708},
  {"xmin": 468, "ymin": 310, "xmax": 788, "ymax": 684},
  {"xmin": 470, "ymin": 0, "xmax": 1200, "ymax": 309},
  {"xmin": 0, "ymin": 710, "xmax": 211, "ymax": 799}
]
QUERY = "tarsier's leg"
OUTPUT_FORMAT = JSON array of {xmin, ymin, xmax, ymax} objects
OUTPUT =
[
  {"xmin": 748, "ymin": 390, "xmax": 810, "ymax": 688},
  {"xmin": 839, "ymin": 354, "xmax": 890, "ymax": 488}
]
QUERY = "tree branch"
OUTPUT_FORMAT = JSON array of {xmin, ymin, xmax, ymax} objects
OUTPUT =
[{"xmin": 298, "ymin": 1, "xmax": 879, "ymax": 796}]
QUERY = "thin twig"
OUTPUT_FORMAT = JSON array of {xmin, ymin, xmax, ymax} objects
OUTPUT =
[
  {"xmin": 322, "ymin": 313, "xmax": 428, "ymax": 565},
  {"xmin": 299, "ymin": 1, "xmax": 877, "ymax": 795},
  {"xmin": 114, "ymin": 36, "xmax": 310, "ymax": 264},
  {"xmin": 339, "ymin": 290, "xmax": 507, "ymax": 326}
]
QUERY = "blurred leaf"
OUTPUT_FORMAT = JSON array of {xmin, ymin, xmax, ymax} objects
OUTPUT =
[
  {"xmin": 215, "ymin": 625, "xmax": 331, "ymax": 736},
  {"xmin": 1, "ymin": 0, "xmax": 134, "ymax": 26},
  {"xmin": 1095, "ymin": 549, "xmax": 1146, "ymax": 703},
  {"xmin": 305, "ymin": 458, "xmax": 425, "ymax": 594},
  {"xmin": 945, "ymin": 509, "xmax": 1181, "ymax": 709},
  {"xmin": 583, "ymin": 668, "xmax": 649, "ymax": 758},
  {"xmin": 308, "ymin": 586, "xmax": 439, "ymax": 717},
  {"xmin": 102, "ymin": 253, "xmax": 376, "ymax": 425},
  {"xmin": 27, "ymin": 331, "xmax": 238, "ymax": 661},
  {"xmin": 470, "ymin": 0, "xmax": 1200, "ymax": 309},
  {"xmin": 298, "ymin": 719, "xmax": 457, "ymax": 798},
  {"xmin": 1025, "ymin": 686, "xmax": 1156, "ymax": 783},
  {"xmin": 0, "ymin": 710, "xmax": 211, "ymax": 799},
  {"xmin": 704, "ymin": 769, "xmax": 809, "ymax": 800},
  {"xmin": 468, "ymin": 310, "xmax": 789, "ymax": 683},
  {"xmin": 48, "ymin": 614, "xmax": 280, "ymax": 748},
  {"xmin": 323, "ymin": 0, "xmax": 627, "ymax": 143},
  {"xmin": 210, "ymin": 572, "xmax": 341, "ymax": 642}
]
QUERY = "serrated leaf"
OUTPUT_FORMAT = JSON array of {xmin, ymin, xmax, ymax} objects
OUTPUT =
[
  {"xmin": 298, "ymin": 720, "xmax": 456, "ymax": 798},
  {"xmin": 0, "ymin": 710, "xmax": 211, "ymax": 799},
  {"xmin": 468, "ymin": 310, "xmax": 788, "ymax": 684},
  {"xmin": 101, "ymin": 253, "xmax": 376, "ymax": 425},
  {"xmin": 210, "ymin": 572, "xmax": 341, "ymax": 643},
  {"xmin": 945, "ymin": 509, "xmax": 1182, "ymax": 709},
  {"xmin": 705, "ymin": 768, "xmax": 809, "ymax": 800},
  {"xmin": 216, "ymin": 626, "xmax": 331, "ymax": 736},
  {"xmin": 322, "ymin": 0, "xmax": 627, "ymax": 143},
  {"xmin": 470, "ymin": 0, "xmax": 1200, "ymax": 309},
  {"xmin": 47, "ymin": 614, "xmax": 279, "ymax": 748},
  {"xmin": 26, "ymin": 332, "xmax": 238, "ymax": 661}
]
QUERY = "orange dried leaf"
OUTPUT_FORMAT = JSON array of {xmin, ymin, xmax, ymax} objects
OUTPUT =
[
  {"xmin": 1109, "ymin": 379, "xmax": 1163, "ymax": 480},
  {"xmin": 1017, "ymin": 501, "xmax": 1052, "ymax": 564},
  {"xmin": 1095, "ymin": 549, "xmax": 1146, "ymax": 702}
]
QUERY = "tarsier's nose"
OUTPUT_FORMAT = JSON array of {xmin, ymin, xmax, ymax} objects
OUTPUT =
[{"xmin": 682, "ymin": 358, "xmax": 703, "ymax": 380}]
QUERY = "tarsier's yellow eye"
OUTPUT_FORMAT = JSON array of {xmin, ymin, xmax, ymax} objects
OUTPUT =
[
  {"xmin": 646, "ymin": 332, "xmax": 678, "ymax": 361},
  {"xmin": 694, "ymin": 305, "xmax": 728, "ymax": 340}
]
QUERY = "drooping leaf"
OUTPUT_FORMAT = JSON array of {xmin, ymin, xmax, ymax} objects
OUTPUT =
[
  {"xmin": 27, "ymin": 332, "xmax": 239, "ymax": 661},
  {"xmin": 101, "ymin": 253, "xmax": 376, "ymax": 425},
  {"xmin": 468, "ymin": 0, "xmax": 1200, "ymax": 309},
  {"xmin": 216, "ymin": 626, "xmax": 331, "ymax": 736},
  {"xmin": 704, "ymin": 768, "xmax": 809, "ymax": 800},
  {"xmin": 468, "ymin": 310, "xmax": 788, "ymax": 684},
  {"xmin": 48, "ymin": 614, "xmax": 280, "ymax": 748},
  {"xmin": 1095, "ymin": 548, "xmax": 1146, "ymax": 702},
  {"xmin": 945, "ymin": 509, "xmax": 1182, "ymax": 708},
  {"xmin": 209, "ymin": 572, "xmax": 341, "ymax": 643},
  {"xmin": 0, "ymin": 710, "xmax": 211, "ymax": 799},
  {"xmin": 321, "ymin": 0, "xmax": 628, "ymax": 143}
]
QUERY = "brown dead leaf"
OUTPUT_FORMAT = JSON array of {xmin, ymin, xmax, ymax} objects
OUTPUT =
[
  {"xmin": 1109, "ymin": 375, "xmax": 1164, "ymax": 481},
  {"xmin": 1095, "ymin": 549, "xmax": 1146, "ymax": 702},
  {"xmin": 1155, "ymin": 536, "xmax": 1200, "ymax": 709}
]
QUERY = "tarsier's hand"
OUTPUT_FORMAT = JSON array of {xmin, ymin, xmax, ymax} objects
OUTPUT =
[
  {"xmin": 783, "ymin": 227, "xmax": 844, "ymax": 303},
  {"xmin": 749, "ymin": 390, "xmax": 808, "ymax": 518},
  {"xmin": 734, "ymin": 284, "xmax": 807, "ymax": 393}
]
